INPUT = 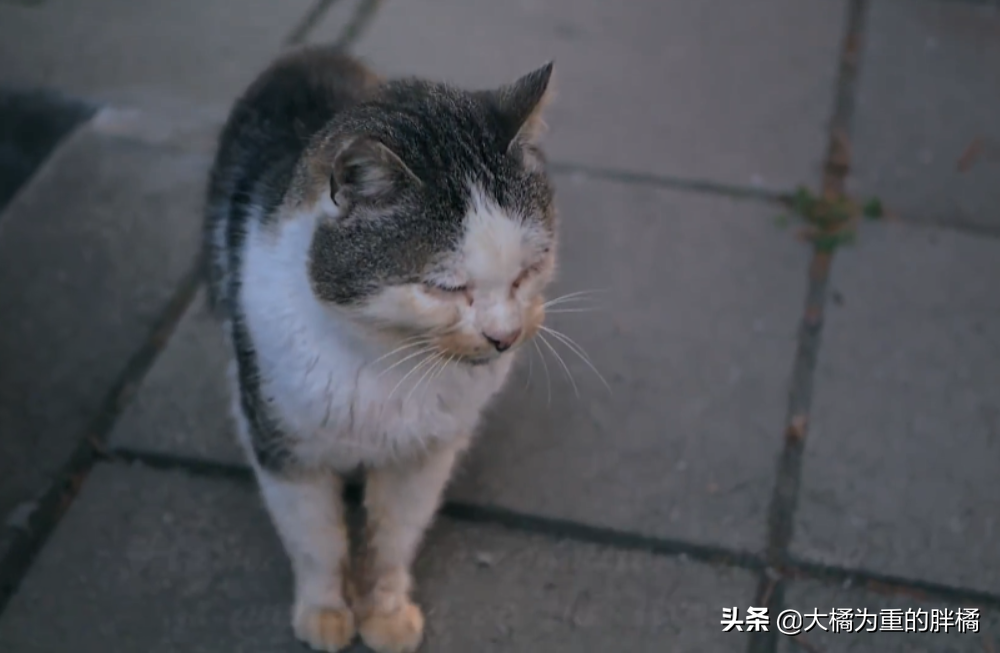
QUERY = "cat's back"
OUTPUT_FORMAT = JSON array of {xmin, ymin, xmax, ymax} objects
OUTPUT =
[{"xmin": 203, "ymin": 46, "xmax": 381, "ymax": 316}]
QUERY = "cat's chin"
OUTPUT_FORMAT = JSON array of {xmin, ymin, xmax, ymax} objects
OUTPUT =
[{"xmin": 459, "ymin": 353, "xmax": 501, "ymax": 367}]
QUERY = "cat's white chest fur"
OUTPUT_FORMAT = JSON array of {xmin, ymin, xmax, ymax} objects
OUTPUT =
[{"xmin": 236, "ymin": 214, "xmax": 512, "ymax": 471}]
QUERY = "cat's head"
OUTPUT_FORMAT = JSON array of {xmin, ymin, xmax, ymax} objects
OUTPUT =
[{"xmin": 303, "ymin": 62, "xmax": 558, "ymax": 365}]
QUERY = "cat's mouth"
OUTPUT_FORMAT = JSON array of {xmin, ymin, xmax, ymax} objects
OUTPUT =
[{"xmin": 462, "ymin": 354, "xmax": 497, "ymax": 367}]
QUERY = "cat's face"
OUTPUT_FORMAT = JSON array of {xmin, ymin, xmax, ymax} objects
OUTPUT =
[
  {"xmin": 306, "ymin": 63, "xmax": 558, "ymax": 365},
  {"xmin": 361, "ymin": 185, "xmax": 556, "ymax": 364}
]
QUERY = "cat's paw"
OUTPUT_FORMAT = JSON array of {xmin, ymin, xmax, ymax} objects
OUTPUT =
[
  {"xmin": 358, "ymin": 599, "xmax": 425, "ymax": 653},
  {"xmin": 293, "ymin": 605, "xmax": 356, "ymax": 652}
]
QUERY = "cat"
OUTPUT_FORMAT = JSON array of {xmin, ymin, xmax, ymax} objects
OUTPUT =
[{"xmin": 203, "ymin": 44, "xmax": 558, "ymax": 653}]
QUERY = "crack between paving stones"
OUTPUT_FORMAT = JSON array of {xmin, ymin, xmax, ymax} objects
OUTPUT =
[
  {"xmin": 784, "ymin": 556, "xmax": 1000, "ymax": 612},
  {"xmin": 0, "ymin": 0, "xmax": 358, "ymax": 612},
  {"xmin": 747, "ymin": 2, "xmax": 869, "ymax": 652},
  {"xmin": 284, "ymin": 0, "xmax": 343, "ymax": 47},
  {"xmin": 277, "ymin": 0, "xmax": 999, "ymax": 241},
  {"xmin": 192, "ymin": 0, "xmax": 1000, "ymax": 244},
  {"xmin": 333, "ymin": 0, "xmax": 386, "ymax": 51},
  {"xmin": 883, "ymin": 214, "xmax": 1000, "ymax": 241},
  {"xmin": 108, "ymin": 449, "xmax": 766, "ymax": 572},
  {"xmin": 937, "ymin": 0, "xmax": 1000, "ymax": 7},
  {"xmin": 548, "ymin": 162, "xmax": 788, "ymax": 203},
  {"xmin": 284, "ymin": 0, "xmax": 388, "ymax": 52},
  {"xmin": 107, "ymin": 447, "xmax": 1000, "ymax": 612},
  {"xmin": 4, "ymin": 0, "xmax": 985, "ymax": 631},
  {"xmin": 0, "ymin": 264, "xmax": 201, "ymax": 615}
]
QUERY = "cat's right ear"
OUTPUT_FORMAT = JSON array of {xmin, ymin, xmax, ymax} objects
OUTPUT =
[
  {"xmin": 495, "ymin": 61, "xmax": 555, "ymax": 151},
  {"xmin": 330, "ymin": 137, "xmax": 421, "ymax": 208}
]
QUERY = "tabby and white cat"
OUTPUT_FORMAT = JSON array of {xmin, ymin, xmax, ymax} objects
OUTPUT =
[{"xmin": 203, "ymin": 45, "xmax": 558, "ymax": 653}]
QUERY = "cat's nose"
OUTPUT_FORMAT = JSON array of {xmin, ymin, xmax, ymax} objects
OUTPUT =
[{"xmin": 483, "ymin": 328, "xmax": 522, "ymax": 352}]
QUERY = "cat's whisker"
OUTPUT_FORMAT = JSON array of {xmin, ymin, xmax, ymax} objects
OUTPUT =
[
  {"xmin": 540, "ymin": 326, "xmax": 612, "ymax": 393},
  {"xmin": 371, "ymin": 325, "xmax": 460, "ymax": 368},
  {"xmin": 537, "ymin": 332, "xmax": 579, "ymax": 398},
  {"xmin": 393, "ymin": 332, "xmax": 431, "ymax": 344},
  {"xmin": 540, "ymin": 325, "xmax": 596, "ymax": 366},
  {"xmin": 369, "ymin": 338, "xmax": 435, "ymax": 367},
  {"xmin": 531, "ymin": 339, "xmax": 552, "ymax": 406},
  {"xmin": 545, "ymin": 289, "xmax": 601, "ymax": 302},
  {"xmin": 406, "ymin": 352, "xmax": 446, "ymax": 403},
  {"xmin": 544, "ymin": 308, "xmax": 600, "ymax": 314},
  {"xmin": 425, "ymin": 322, "xmax": 464, "ymax": 338},
  {"xmin": 431, "ymin": 354, "xmax": 455, "ymax": 384},
  {"xmin": 543, "ymin": 297, "xmax": 591, "ymax": 309},
  {"xmin": 395, "ymin": 334, "xmax": 435, "ymax": 348},
  {"xmin": 386, "ymin": 350, "xmax": 440, "ymax": 403},
  {"xmin": 543, "ymin": 289, "xmax": 606, "ymax": 309},
  {"xmin": 377, "ymin": 345, "xmax": 436, "ymax": 378},
  {"xmin": 523, "ymin": 346, "xmax": 534, "ymax": 392},
  {"xmin": 416, "ymin": 353, "xmax": 454, "ymax": 402}
]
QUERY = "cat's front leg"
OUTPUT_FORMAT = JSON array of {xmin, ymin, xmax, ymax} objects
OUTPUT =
[
  {"xmin": 355, "ymin": 438, "xmax": 468, "ymax": 653},
  {"xmin": 256, "ymin": 467, "xmax": 356, "ymax": 652}
]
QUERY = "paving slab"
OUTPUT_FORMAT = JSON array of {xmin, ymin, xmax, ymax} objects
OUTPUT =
[
  {"xmin": 112, "ymin": 177, "xmax": 809, "ymax": 553},
  {"xmin": 453, "ymin": 182, "xmax": 807, "ymax": 551},
  {"xmin": 777, "ymin": 579, "xmax": 999, "ymax": 652},
  {"xmin": 109, "ymin": 290, "xmax": 244, "ymax": 467},
  {"xmin": 849, "ymin": 0, "xmax": 1000, "ymax": 232},
  {"xmin": 0, "ymin": 462, "xmax": 758, "ymax": 652},
  {"xmin": 793, "ymin": 221, "xmax": 1000, "ymax": 593},
  {"xmin": 313, "ymin": 0, "xmax": 845, "ymax": 191},
  {"xmin": 0, "ymin": 0, "xmax": 314, "ymax": 106},
  {"xmin": 0, "ymin": 122, "xmax": 209, "ymax": 537}
]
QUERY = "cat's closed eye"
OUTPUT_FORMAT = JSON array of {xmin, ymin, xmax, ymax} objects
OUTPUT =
[
  {"xmin": 513, "ymin": 261, "xmax": 546, "ymax": 290},
  {"xmin": 426, "ymin": 282, "xmax": 468, "ymax": 293}
]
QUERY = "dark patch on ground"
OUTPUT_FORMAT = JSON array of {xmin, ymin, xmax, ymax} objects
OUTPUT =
[{"xmin": 0, "ymin": 87, "xmax": 95, "ymax": 216}]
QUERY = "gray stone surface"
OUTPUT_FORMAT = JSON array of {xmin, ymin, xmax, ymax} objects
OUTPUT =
[
  {"xmin": 793, "ymin": 221, "xmax": 1000, "ymax": 593},
  {"xmin": 112, "ymin": 175, "xmax": 809, "ymax": 552},
  {"xmin": 0, "ymin": 463, "xmax": 758, "ymax": 652},
  {"xmin": 88, "ymin": 100, "xmax": 227, "ymax": 154},
  {"xmin": 849, "ymin": 0, "xmax": 1000, "ymax": 232},
  {"xmin": 452, "ymin": 180, "xmax": 807, "ymax": 551},
  {"xmin": 777, "ymin": 580, "xmax": 999, "ymax": 652},
  {"xmin": 109, "ymin": 290, "xmax": 243, "ymax": 467},
  {"xmin": 0, "ymin": 124, "xmax": 208, "ymax": 529},
  {"xmin": 0, "ymin": 0, "xmax": 314, "ymax": 105},
  {"xmin": 4, "ymin": 0, "xmax": 1000, "ymax": 651},
  {"xmin": 313, "ymin": 0, "xmax": 845, "ymax": 191}
]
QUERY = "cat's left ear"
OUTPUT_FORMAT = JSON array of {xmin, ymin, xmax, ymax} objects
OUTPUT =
[
  {"xmin": 330, "ymin": 136, "xmax": 421, "ymax": 209},
  {"xmin": 495, "ymin": 62, "xmax": 555, "ymax": 154}
]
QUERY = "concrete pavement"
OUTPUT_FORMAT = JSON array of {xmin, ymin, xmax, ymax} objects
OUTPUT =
[{"xmin": 0, "ymin": 0, "xmax": 997, "ymax": 651}]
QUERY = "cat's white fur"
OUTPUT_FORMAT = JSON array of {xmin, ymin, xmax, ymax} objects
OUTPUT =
[
  {"xmin": 234, "ymin": 187, "xmax": 533, "ymax": 471},
  {"xmin": 226, "ymin": 182, "xmax": 550, "ymax": 652}
]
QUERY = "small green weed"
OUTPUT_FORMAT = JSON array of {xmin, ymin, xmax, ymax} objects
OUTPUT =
[{"xmin": 775, "ymin": 186, "xmax": 885, "ymax": 252}]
